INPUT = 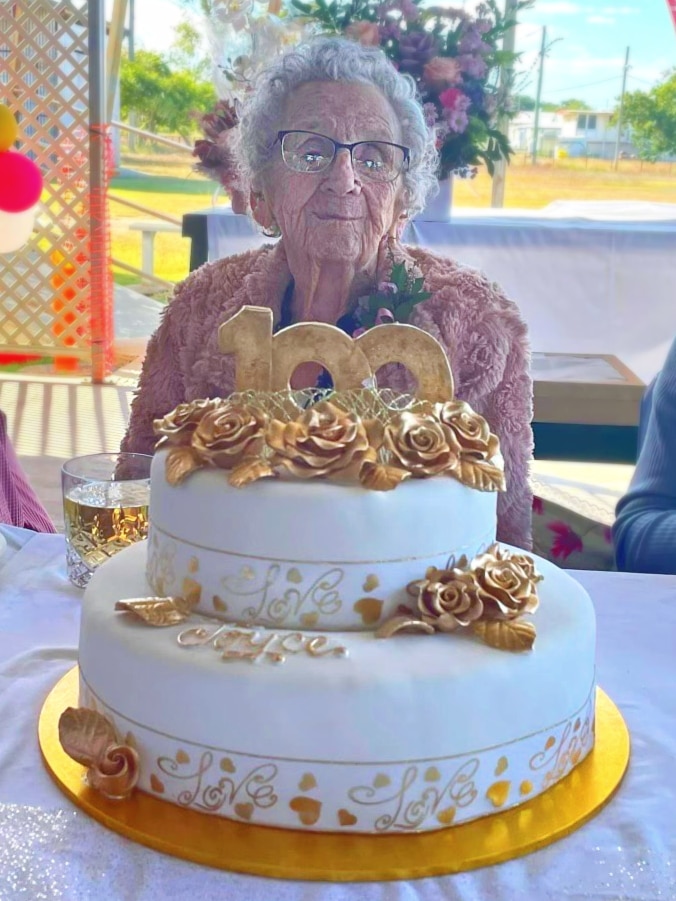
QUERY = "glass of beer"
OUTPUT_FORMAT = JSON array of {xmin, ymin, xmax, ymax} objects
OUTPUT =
[{"xmin": 62, "ymin": 453, "xmax": 152, "ymax": 588}]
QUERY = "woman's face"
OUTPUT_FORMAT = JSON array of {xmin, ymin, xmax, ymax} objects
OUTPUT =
[{"xmin": 261, "ymin": 81, "xmax": 407, "ymax": 269}]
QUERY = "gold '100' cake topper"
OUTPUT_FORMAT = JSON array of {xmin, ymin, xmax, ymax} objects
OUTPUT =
[
  {"xmin": 153, "ymin": 306, "xmax": 505, "ymax": 493},
  {"xmin": 218, "ymin": 306, "xmax": 455, "ymax": 400}
]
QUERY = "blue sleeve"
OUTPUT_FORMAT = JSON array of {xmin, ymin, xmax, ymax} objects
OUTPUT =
[{"xmin": 613, "ymin": 338, "xmax": 676, "ymax": 573}]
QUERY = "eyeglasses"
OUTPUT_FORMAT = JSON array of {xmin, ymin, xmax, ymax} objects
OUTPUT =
[{"xmin": 277, "ymin": 130, "xmax": 410, "ymax": 184}]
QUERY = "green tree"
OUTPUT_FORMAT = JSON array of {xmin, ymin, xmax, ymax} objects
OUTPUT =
[
  {"xmin": 619, "ymin": 71, "xmax": 676, "ymax": 160},
  {"xmin": 557, "ymin": 98, "xmax": 592, "ymax": 110},
  {"xmin": 169, "ymin": 19, "xmax": 211, "ymax": 80},
  {"xmin": 120, "ymin": 49, "xmax": 216, "ymax": 140}
]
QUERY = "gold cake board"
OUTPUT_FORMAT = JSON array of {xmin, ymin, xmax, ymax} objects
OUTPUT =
[{"xmin": 39, "ymin": 667, "xmax": 630, "ymax": 882}]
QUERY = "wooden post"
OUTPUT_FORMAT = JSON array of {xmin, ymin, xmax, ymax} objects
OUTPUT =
[{"xmin": 491, "ymin": 0, "xmax": 518, "ymax": 209}]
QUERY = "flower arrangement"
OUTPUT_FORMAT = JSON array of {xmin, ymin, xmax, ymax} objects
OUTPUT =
[
  {"xmin": 376, "ymin": 543, "xmax": 543, "ymax": 651},
  {"xmin": 289, "ymin": 0, "xmax": 534, "ymax": 179},
  {"xmin": 195, "ymin": 0, "xmax": 533, "ymax": 193},
  {"xmin": 153, "ymin": 394, "xmax": 505, "ymax": 493}
]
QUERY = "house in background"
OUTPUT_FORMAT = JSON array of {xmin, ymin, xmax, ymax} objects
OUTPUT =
[{"xmin": 508, "ymin": 109, "xmax": 636, "ymax": 159}]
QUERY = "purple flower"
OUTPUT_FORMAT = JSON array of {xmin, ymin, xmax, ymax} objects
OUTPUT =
[
  {"xmin": 446, "ymin": 109, "xmax": 469, "ymax": 134},
  {"xmin": 458, "ymin": 54, "xmax": 488, "ymax": 79},
  {"xmin": 397, "ymin": 31, "xmax": 439, "ymax": 73},
  {"xmin": 458, "ymin": 26, "xmax": 484, "ymax": 54},
  {"xmin": 463, "ymin": 82, "xmax": 485, "ymax": 111},
  {"xmin": 399, "ymin": 0, "xmax": 420, "ymax": 21},
  {"xmin": 377, "ymin": 281, "xmax": 399, "ymax": 295}
]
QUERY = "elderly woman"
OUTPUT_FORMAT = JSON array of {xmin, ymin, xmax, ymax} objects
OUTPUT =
[{"xmin": 121, "ymin": 37, "xmax": 533, "ymax": 549}]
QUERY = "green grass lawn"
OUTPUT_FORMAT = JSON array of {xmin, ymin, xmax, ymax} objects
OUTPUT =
[{"xmin": 111, "ymin": 151, "xmax": 676, "ymax": 291}]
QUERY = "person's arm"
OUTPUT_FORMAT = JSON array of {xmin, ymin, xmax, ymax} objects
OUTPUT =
[
  {"xmin": 485, "ymin": 338, "xmax": 534, "ymax": 551},
  {"xmin": 613, "ymin": 339, "xmax": 676, "ymax": 573}
]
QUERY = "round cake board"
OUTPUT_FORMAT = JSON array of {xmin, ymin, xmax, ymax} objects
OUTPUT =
[{"xmin": 39, "ymin": 667, "xmax": 630, "ymax": 882}]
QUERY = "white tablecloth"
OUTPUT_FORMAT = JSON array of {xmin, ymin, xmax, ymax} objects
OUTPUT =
[
  {"xmin": 204, "ymin": 203, "xmax": 676, "ymax": 383},
  {"xmin": 1, "ymin": 524, "xmax": 675, "ymax": 900}
]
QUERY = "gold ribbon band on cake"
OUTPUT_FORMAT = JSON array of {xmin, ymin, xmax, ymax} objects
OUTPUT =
[{"xmin": 40, "ymin": 668, "xmax": 630, "ymax": 880}]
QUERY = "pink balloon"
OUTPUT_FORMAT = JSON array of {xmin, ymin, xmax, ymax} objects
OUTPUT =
[{"xmin": 0, "ymin": 150, "xmax": 43, "ymax": 212}]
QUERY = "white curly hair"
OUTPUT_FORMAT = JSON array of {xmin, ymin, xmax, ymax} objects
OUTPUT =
[{"xmin": 234, "ymin": 36, "xmax": 439, "ymax": 215}]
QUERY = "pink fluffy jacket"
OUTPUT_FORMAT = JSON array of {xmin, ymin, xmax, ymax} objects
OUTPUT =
[{"xmin": 121, "ymin": 241, "xmax": 533, "ymax": 549}]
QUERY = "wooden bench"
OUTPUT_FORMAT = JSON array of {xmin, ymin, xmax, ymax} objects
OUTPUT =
[{"xmin": 129, "ymin": 220, "xmax": 181, "ymax": 277}]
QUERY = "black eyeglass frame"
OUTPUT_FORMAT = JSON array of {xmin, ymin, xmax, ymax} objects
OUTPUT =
[{"xmin": 276, "ymin": 130, "xmax": 411, "ymax": 182}]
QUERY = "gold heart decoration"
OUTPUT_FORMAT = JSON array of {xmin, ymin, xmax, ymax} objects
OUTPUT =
[
  {"xmin": 287, "ymin": 568, "xmax": 302, "ymax": 584},
  {"xmin": 300, "ymin": 612, "xmax": 319, "ymax": 629},
  {"xmin": 486, "ymin": 780, "xmax": 511, "ymax": 808},
  {"xmin": 494, "ymin": 756, "xmax": 508, "ymax": 776},
  {"xmin": 436, "ymin": 806, "xmax": 456, "ymax": 826},
  {"xmin": 353, "ymin": 598, "xmax": 384, "ymax": 626},
  {"xmin": 519, "ymin": 780, "xmax": 533, "ymax": 796},
  {"xmin": 289, "ymin": 796, "xmax": 322, "ymax": 826},
  {"xmin": 545, "ymin": 736, "xmax": 556, "ymax": 750},
  {"xmin": 424, "ymin": 766, "xmax": 441, "ymax": 783},
  {"xmin": 235, "ymin": 802, "xmax": 253, "ymax": 821},
  {"xmin": 220, "ymin": 757, "xmax": 236, "ymax": 773},
  {"xmin": 362, "ymin": 574, "xmax": 380, "ymax": 592},
  {"xmin": 150, "ymin": 774, "xmax": 165, "ymax": 794},
  {"xmin": 338, "ymin": 808, "xmax": 357, "ymax": 827},
  {"xmin": 175, "ymin": 750, "xmax": 190, "ymax": 765},
  {"xmin": 373, "ymin": 773, "xmax": 390, "ymax": 789},
  {"xmin": 298, "ymin": 773, "xmax": 317, "ymax": 792}
]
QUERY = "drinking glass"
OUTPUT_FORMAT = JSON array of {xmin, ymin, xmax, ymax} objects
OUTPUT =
[{"xmin": 62, "ymin": 452, "xmax": 152, "ymax": 588}]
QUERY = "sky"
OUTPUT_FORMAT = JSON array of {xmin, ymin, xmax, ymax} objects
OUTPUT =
[{"xmin": 117, "ymin": 0, "xmax": 676, "ymax": 111}]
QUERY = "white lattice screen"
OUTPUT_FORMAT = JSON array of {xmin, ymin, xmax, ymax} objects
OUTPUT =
[{"xmin": 0, "ymin": 0, "xmax": 114, "ymax": 376}]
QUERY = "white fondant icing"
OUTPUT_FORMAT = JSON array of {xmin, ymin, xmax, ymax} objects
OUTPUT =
[
  {"xmin": 147, "ymin": 450, "xmax": 498, "ymax": 629},
  {"xmin": 80, "ymin": 541, "xmax": 596, "ymax": 833}
]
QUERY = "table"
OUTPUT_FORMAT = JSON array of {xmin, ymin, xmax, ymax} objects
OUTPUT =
[
  {"xmin": 183, "ymin": 203, "xmax": 676, "ymax": 385},
  {"xmin": 531, "ymin": 352, "xmax": 644, "ymax": 463},
  {"xmin": 1, "ymin": 524, "xmax": 675, "ymax": 899}
]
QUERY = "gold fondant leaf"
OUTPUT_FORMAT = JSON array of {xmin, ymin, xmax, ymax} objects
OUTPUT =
[
  {"xmin": 286, "ymin": 568, "xmax": 302, "ymax": 584},
  {"xmin": 235, "ymin": 802, "xmax": 253, "ymax": 820},
  {"xmin": 58, "ymin": 708, "xmax": 117, "ymax": 768},
  {"xmin": 176, "ymin": 750, "xmax": 190, "ymax": 765},
  {"xmin": 298, "ymin": 773, "xmax": 317, "ymax": 792},
  {"xmin": 495, "ymin": 756, "xmax": 508, "ymax": 776},
  {"xmin": 228, "ymin": 457, "xmax": 276, "ymax": 488},
  {"xmin": 424, "ymin": 766, "xmax": 441, "ymax": 782},
  {"xmin": 115, "ymin": 597, "xmax": 193, "ymax": 627},
  {"xmin": 520, "ymin": 780, "xmax": 533, "ymax": 796},
  {"xmin": 353, "ymin": 597, "xmax": 384, "ymax": 626},
  {"xmin": 359, "ymin": 461, "xmax": 411, "ymax": 491},
  {"xmin": 486, "ymin": 780, "xmax": 511, "ymax": 808},
  {"xmin": 436, "ymin": 806, "xmax": 456, "ymax": 826},
  {"xmin": 373, "ymin": 773, "xmax": 390, "ymax": 788},
  {"xmin": 220, "ymin": 757, "xmax": 236, "ymax": 773},
  {"xmin": 165, "ymin": 446, "xmax": 201, "ymax": 486},
  {"xmin": 375, "ymin": 616, "xmax": 435, "ymax": 638},
  {"xmin": 338, "ymin": 808, "xmax": 358, "ymax": 827},
  {"xmin": 289, "ymin": 796, "xmax": 322, "ymax": 826},
  {"xmin": 362, "ymin": 574, "xmax": 380, "ymax": 592},
  {"xmin": 545, "ymin": 736, "xmax": 556, "ymax": 750},
  {"xmin": 456, "ymin": 457, "xmax": 506, "ymax": 493},
  {"xmin": 471, "ymin": 619, "xmax": 536, "ymax": 652}
]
